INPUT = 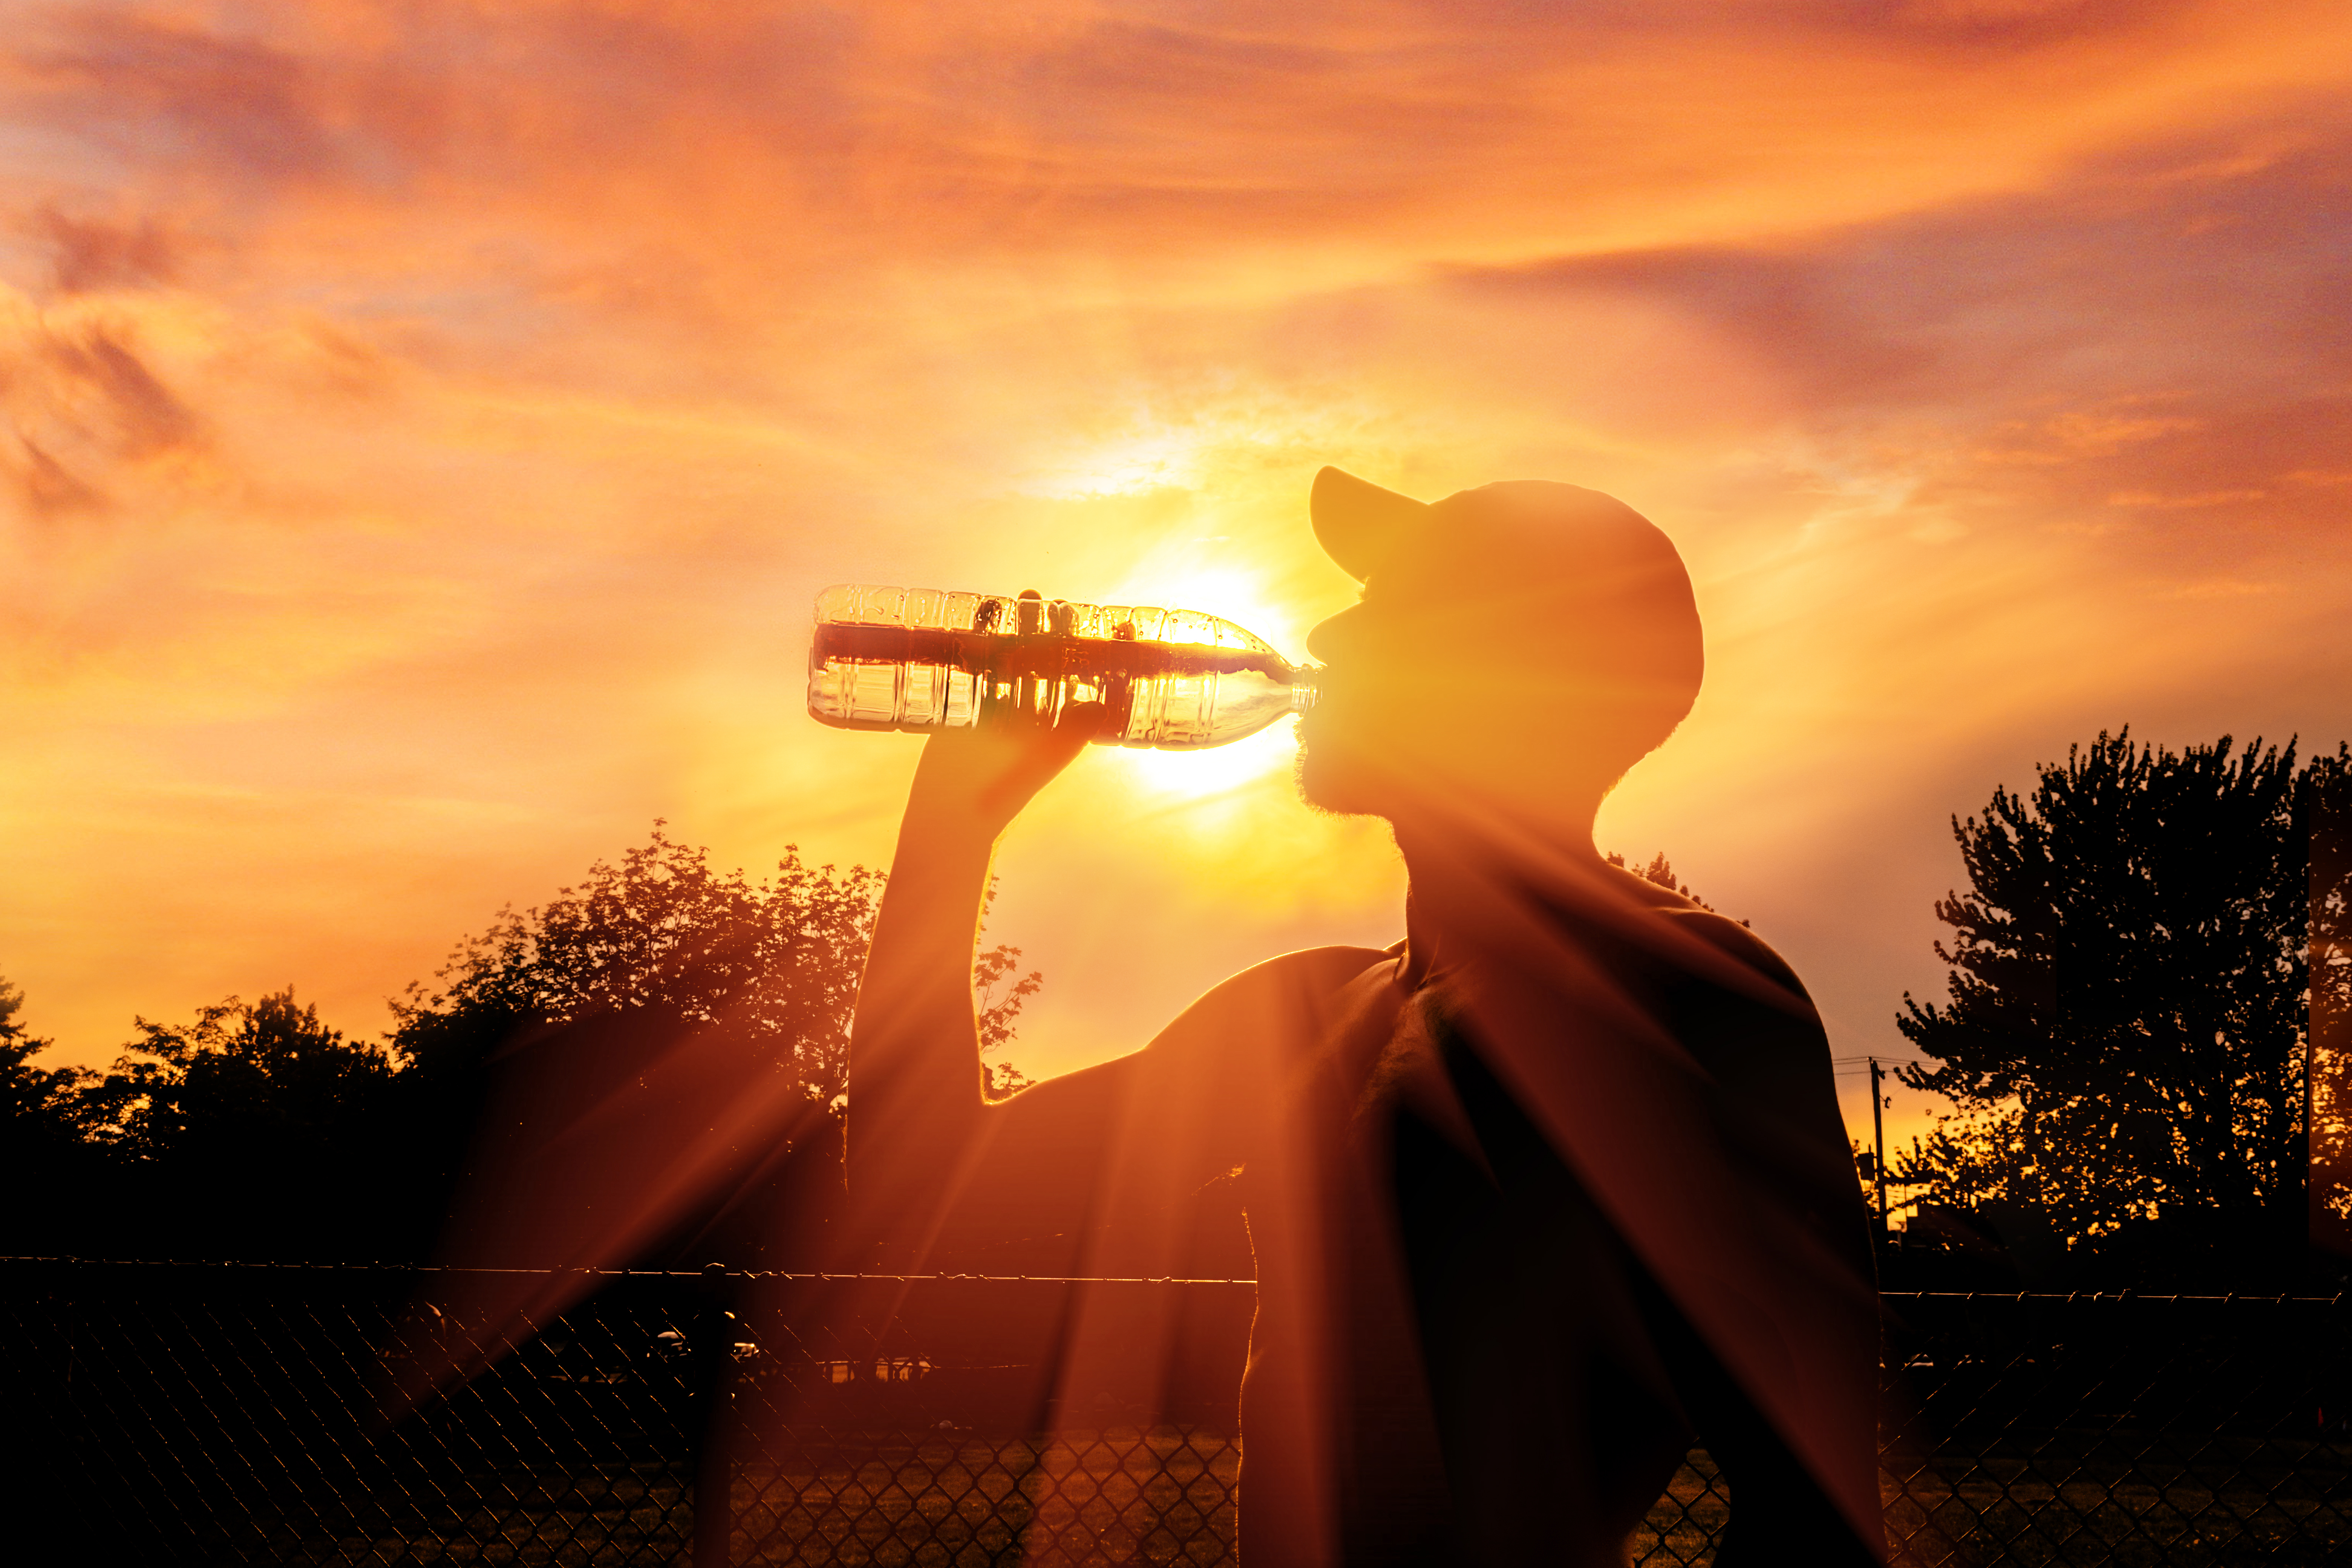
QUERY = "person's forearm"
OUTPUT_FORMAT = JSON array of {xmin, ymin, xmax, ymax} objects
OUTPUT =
[
  {"xmin": 844, "ymin": 808, "xmax": 1000, "ymax": 1237},
  {"xmin": 837, "ymin": 713, "xmax": 1101, "ymax": 1261}
]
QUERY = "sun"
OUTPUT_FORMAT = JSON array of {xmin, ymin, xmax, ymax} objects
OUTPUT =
[
  {"xmin": 1098, "ymin": 559, "xmax": 1313, "ymax": 804},
  {"xmin": 1111, "ymin": 715, "xmax": 1302, "ymax": 804}
]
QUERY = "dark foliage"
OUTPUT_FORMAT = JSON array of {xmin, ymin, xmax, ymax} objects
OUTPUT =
[
  {"xmin": 1, "ymin": 976, "xmax": 98, "ymax": 1148},
  {"xmin": 60, "ymin": 990, "xmax": 413, "ymax": 1261},
  {"xmin": 390, "ymin": 825, "xmax": 885, "ymax": 1101},
  {"xmin": 93, "ymin": 991, "xmax": 396, "ymax": 1163},
  {"xmin": 7, "ymin": 825, "xmax": 1039, "ymax": 1265},
  {"xmin": 1, "ymin": 978, "xmax": 115, "ymax": 1254},
  {"xmin": 1605, "ymin": 850, "xmax": 1742, "ymax": 923},
  {"xmin": 1893, "ymin": 730, "xmax": 2352, "ymax": 1288},
  {"xmin": 2311, "ymin": 755, "xmax": 2352, "ymax": 1258},
  {"xmin": 388, "ymin": 823, "xmax": 1033, "ymax": 1106}
]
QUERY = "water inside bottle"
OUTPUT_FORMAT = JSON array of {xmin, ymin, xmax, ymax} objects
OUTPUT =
[{"xmin": 807, "ymin": 585, "xmax": 1317, "ymax": 750}]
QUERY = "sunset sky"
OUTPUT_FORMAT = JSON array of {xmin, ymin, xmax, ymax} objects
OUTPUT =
[{"xmin": 7, "ymin": 0, "xmax": 2352, "ymax": 1164}]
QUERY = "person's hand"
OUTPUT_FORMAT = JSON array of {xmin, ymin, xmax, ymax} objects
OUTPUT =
[{"xmin": 904, "ymin": 701, "xmax": 1111, "ymax": 842}]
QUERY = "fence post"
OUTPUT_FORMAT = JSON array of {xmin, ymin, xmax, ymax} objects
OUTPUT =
[{"xmin": 691, "ymin": 1263, "xmax": 735, "ymax": 1568}]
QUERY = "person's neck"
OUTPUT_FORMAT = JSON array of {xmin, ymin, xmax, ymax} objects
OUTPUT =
[{"xmin": 1391, "ymin": 801, "xmax": 1603, "ymax": 988}]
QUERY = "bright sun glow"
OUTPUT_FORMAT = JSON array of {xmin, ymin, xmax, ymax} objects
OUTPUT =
[
  {"xmin": 1098, "ymin": 556, "xmax": 1311, "ymax": 802},
  {"xmin": 1115, "ymin": 564, "xmax": 1298, "ymax": 649},
  {"xmin": 1111, "ymin": 714, "xmax": 1301, "ymax": 804},
  {"xmin": 1022, "ymin": 424, "xmax": 1208, "ymax": 500}
]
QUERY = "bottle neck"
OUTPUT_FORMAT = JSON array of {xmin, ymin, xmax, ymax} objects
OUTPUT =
[{"xmin": 1289, "ymin": 666, "xmax": 1321, "ymax": 715}]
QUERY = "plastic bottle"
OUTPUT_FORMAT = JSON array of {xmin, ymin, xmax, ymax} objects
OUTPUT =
[{"xmin": 807, "ymin": 584, "xmax": 1320, "ymax": 749}]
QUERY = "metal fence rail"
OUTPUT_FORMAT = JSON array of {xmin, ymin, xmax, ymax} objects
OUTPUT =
[{"xmin": 3, "ymin": 1261, "xmax": 2348, "ymax": 1565}]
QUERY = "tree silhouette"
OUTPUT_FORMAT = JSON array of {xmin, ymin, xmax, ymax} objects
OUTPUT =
[
  {"xmin": 388, "ymin": 822, "xmax": 1035, "ymax": 1108},
  {"xmin": 12, "ymin": 825, "xmax": 1043, "ymax": 1263},
  {"xmin": 384, "ymin": 824, "xmax": 1040, "ymax": 1267},
  {"xmin": 1605, "ymin": 849, "xmax": 1750, "ymax": 927},
  {"xmin": 0, "ymin": 975, "xmax": 98, "ymax": 1146},
  {"xmin": 1, "ymin": 976, "xmax": 115, "ymax": 1252},
  {"xmin": 93, "ymin": 990, "xmax": 395, "ymax": 1161},
  {"xmin": 974, "ymin": 936, "xmax": 1041, "ymax": 1099},
  {"xmin": 2308, "ymin": 753, "xmax": 2352, "ymax": 1257},
  {"xmin": 1894, "ymin": 730, "xmax": 2350, "ymax": 1285},
  {"xmin": 58, "ymin": 988, "xmax": 405, "ymax": 1259}
]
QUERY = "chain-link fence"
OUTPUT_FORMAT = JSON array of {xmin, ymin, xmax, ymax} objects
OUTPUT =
[
  {"xmin": 4, "ymin": 1261, "xmax": 2348, "ymax": 1564},
  {"xmin": 1877, "ymin": 1291, "xmax": 2351, "ymax": 1565}
]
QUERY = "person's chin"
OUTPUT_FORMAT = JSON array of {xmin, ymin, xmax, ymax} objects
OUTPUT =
[{"xmin": 1294, "ymin": 737, "xmax": 1384, "ymax": 819}]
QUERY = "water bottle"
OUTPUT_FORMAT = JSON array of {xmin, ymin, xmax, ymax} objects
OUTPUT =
[{"xmin": 807, "ymin": 584, "xmax": 1320, "ymax": 749}]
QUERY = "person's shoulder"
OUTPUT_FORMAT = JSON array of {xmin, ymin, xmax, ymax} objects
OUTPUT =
[
  {"xmin": 1201, "ymin": 943, "xmax": 1398, "ymax": 1004},
  {"xmin": 1146, "ymin": 943, "xmax": 1395, "ymax": 1047},
  {"xmin": 1600, "ymin": 862, "xmax": 1809, "ymax": 1000},
  {"xmin": 1669, "ymin": 906, "xmax": 1805, "ymax": 994},
  {"xmin": 1241, "ymin": 942, "xmax": 1399, "ymax": 981}
]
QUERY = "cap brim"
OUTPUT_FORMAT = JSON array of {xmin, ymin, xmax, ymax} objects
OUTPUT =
[{"xmin": 1311, "ymin": 466, "xmax": 1429, "ymax": 583}]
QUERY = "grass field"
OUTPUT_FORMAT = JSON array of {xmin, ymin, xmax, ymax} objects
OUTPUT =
[
  {"xmin": 138, "ymin": 1435, "xmax": 2352, "ymax": 1564},
  {"xmin": 232, "ymin": 1429, "xmax": 1239, "ymax": 1566}
]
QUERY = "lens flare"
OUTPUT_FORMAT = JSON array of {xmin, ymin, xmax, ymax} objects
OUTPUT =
[
  {"xmin": 1110, "ymin": 713, "xmax": 1300, "ymax": 801},
  {"xmin": 1088, "ymin": 560, "xmax": 1311, "ymax": 799}
]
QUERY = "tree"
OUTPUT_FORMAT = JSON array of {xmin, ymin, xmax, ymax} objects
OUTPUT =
[
  {"xmin": 92, "ymin": 990, "xmax": 395, "ymax": 1162},
  {"xmin": 0, "ymin": 975, "xmax": 98, "ymax": 1147},
  {"xmin": 2, "ymin": 976, "xmax": 114, "ymax": 1252},
  {"xmin": 9, "ymin": 826, "xmax": 1046, "ymax": 1264},
  {"xmin": 974, "ymin": 932, "xmax": 1041, "ymax": 1099},
  {"xmin": 387, "ymin": 824, "xmax": 1043, "ymax": 1269},
  {"xmin": 1893, "ymin": 730, "xmax": 2349, "ymax": 1285},
  {"xmin": 1606, "ymin": 850, "xmax": 1744, "ymax": 925},
  {"xmin": 63, "ymin": 988, "xmax": 406, "ymax": 1260},
  {"xmin": 389, "ymin": 822, "xmax": 1037, "ymax": 1107},
  {"xmin": 2307, "ymin": 753, "xmax": 2352, "ymax": 1258}
]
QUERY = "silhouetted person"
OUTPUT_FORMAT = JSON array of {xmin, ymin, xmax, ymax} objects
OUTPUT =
[{"xmin": 847, "ymin": 470, "xmax": 1882, "ymax": 1566}]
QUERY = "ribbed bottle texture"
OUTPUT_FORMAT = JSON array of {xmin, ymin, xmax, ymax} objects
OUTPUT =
[{"xmin": 807, "ymin": 585, "xmax": 1319, "ymax": 750}]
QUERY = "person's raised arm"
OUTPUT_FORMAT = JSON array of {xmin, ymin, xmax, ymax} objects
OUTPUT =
[{"xmin": 843, "ymin": 706, "xmax": 1103, "ymax": 1265}]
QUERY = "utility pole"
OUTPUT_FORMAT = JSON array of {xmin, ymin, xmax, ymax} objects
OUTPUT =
[{"xmin": 1869, "ymin": 1056, "xmax": 1889, "ymax": 1229}]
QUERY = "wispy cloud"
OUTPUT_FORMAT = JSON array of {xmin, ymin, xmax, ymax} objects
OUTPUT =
[{"xmin": 2, "ymin": 1, "xmax": 2348, "ymax": 1176}]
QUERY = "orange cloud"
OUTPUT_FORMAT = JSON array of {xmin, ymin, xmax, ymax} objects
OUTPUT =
[{"xmin": 2, "ymin": 0, "xmax": 2349, "ymax": 1187}]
